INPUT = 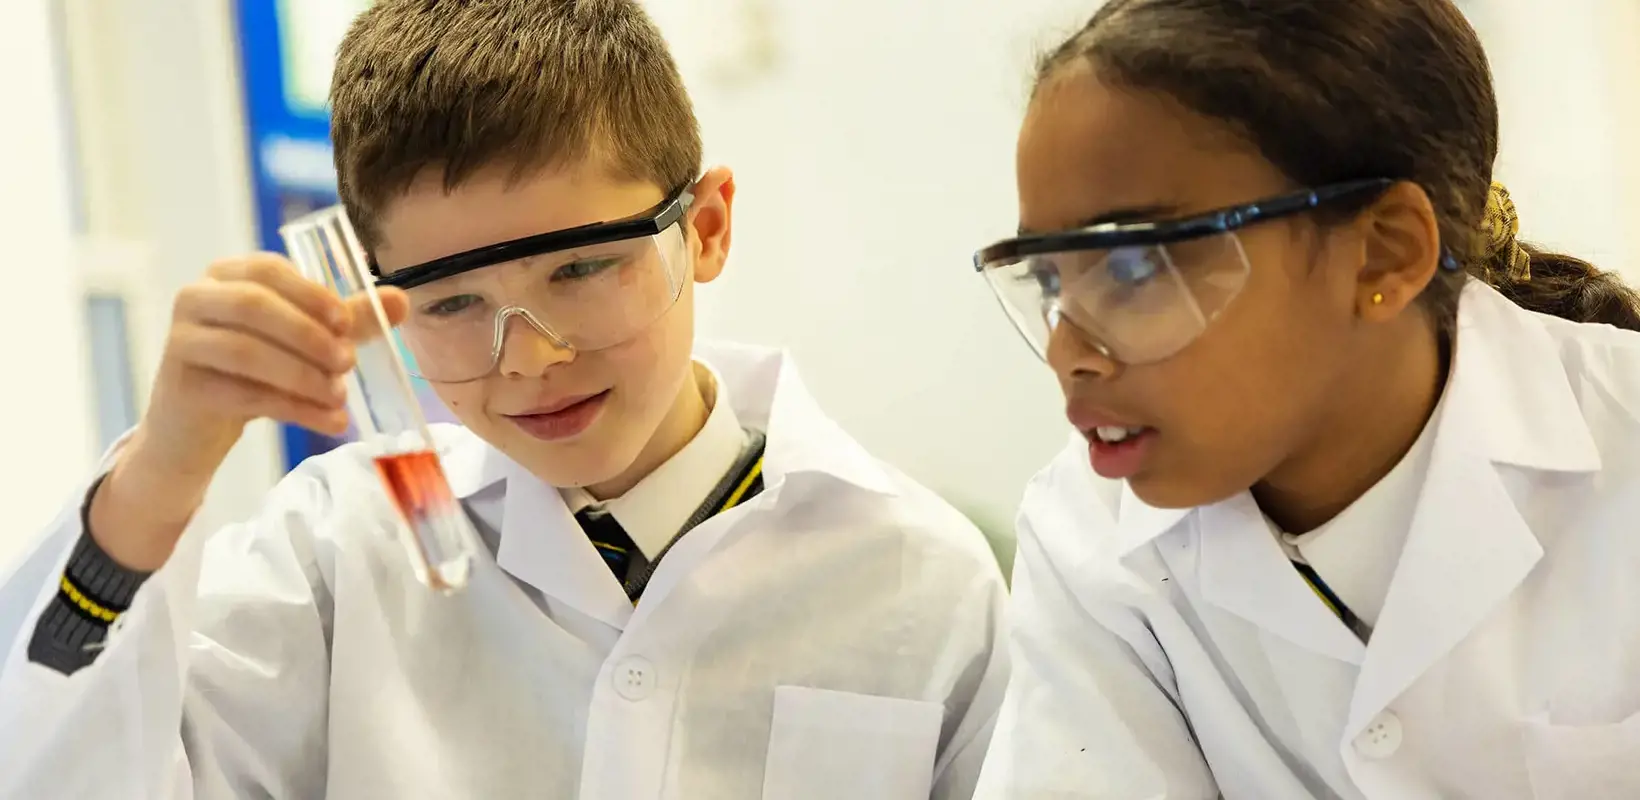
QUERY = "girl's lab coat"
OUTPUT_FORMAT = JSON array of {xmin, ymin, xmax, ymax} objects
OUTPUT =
[
  {"xmin": 974, "ymin": 281, "xmax": 1640, "ymax": 800},
  {"xmin": 0, "ymin": 342, "xmax": 1008, "ymax": 800}
]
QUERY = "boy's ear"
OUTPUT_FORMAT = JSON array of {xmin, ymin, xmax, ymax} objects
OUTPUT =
[
  {"xmin": 1355, "ymin": 180, "xmax": 1441, "ymax": 321},
  {"xmin": 688, "ymin": 166, "xmax": 734, "ymax": 283}
]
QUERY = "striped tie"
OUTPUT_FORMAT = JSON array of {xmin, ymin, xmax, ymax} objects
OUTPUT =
[
  {"xmin": 1292, "ymin": 560, "xmax": 1367, "ymax": 638},
  {"xmin": 575, "ymin": 432, "xmax": 768, "ymax": 603},
  {"xmin": 577, "ymin": 507, "xmax": 645, "ymax": 582}
]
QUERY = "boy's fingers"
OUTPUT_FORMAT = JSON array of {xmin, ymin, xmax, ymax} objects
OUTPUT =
[
  {"xmin": 186, "ymin": 281, "xmax": 353, "ymax": 373},
  {"xmin": 208, "ymin": 254, "xmax": 349, "ymax": 333},
  {"xmin": 342, "ymin": 289, "xmax": 412, "ymax": 342},
  {"xmin": 194, "ymin": 369, "xmax": 351, "ymax": 436},
  {"xmin": 172, "ymin": 325, "xmax": 348, "ymax": 408}
]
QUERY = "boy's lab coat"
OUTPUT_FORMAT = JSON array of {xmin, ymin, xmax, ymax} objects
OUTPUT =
[
  {"xmin": 975, "ymin": 282, "xmax": 1640, "ymax": 800},
  {"xmin": 0, "ymin": 342, "xmax": 1008, "ymax": 800}
]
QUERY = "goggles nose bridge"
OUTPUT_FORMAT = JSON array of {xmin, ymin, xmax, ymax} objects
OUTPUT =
[
  {"xmin": 1048, "ymin": 299, "xmax": 1119, "ymax": 363},
  {"xmin": 493, "ymin": 305, "xmax": 575, "ymax": 354}
]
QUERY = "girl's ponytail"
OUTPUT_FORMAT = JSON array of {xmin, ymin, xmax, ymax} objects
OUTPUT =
[{"xmin": 1472, "ymin": 183, "xmax": 1640, "ymax": 330}]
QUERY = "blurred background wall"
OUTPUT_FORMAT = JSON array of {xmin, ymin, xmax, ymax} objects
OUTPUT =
[
  {"xmin": 0, "ymin": 1, "xmax": 90, "ymax": 566},
  {"xmin": 2, "ymin": 0, "xmax": 1636, "ymax": 576}
]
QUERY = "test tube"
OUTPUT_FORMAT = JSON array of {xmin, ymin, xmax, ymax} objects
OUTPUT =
[{"xmin": 279, "ymin": 206, "xmax": 477, "ymax": 594}]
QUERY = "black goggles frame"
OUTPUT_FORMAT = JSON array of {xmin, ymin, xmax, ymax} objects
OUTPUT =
[
  {"xmin": 376, "ymin": 186, "xmax": 694, "ymax": 290},
  {"xmin": 972, "ymin": 178, "xmax": 1459, "ymax": 272}
]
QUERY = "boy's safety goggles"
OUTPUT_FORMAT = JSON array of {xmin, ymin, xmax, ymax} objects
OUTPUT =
[
  {"xmin": 973, "ymin": 179, "xmax": 1400, "ymax": 365},
  {"xmin": 376, "ymin": 188, "xmax": 693, "ymax": 383}
]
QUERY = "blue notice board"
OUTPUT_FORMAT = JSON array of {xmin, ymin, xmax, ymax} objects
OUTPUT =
[
  {"xmin": 233, "ymin": 0, "xmax": 349, "ymax": 471},
  {"xmin": 231, "ymin": 0, "xmax": 352, "ymax": 472}
]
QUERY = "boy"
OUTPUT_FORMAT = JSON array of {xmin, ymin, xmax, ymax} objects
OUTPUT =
[{"xmin": 0, "ymin": 1, "xmax": 1007, "ymax": 797}]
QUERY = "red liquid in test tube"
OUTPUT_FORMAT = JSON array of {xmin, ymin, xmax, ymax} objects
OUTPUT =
[{"xmin": 374, "ymin": 450, "xmax": 469, "ymax": 592}]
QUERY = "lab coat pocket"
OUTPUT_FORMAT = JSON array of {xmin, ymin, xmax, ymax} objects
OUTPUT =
[
  {"xmin": 1522, "ymin": 711, "xmax": 1640, "ymax": 800},
  {"xmin": 761, "ymin": 685, "xmax": 944, "ymax": 800}
]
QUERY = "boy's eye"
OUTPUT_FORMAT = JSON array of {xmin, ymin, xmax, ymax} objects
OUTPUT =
[
  {"xmin": 551, "ymin": 257, "xmax": 622, "ymax": 282},
  {"xmin": 1106, "ymin": 247, "xmax": 1161, "ymax": 285},
  {"xmin": 423, "ymin": 294, "xmax": 482, "ymax": 317}
]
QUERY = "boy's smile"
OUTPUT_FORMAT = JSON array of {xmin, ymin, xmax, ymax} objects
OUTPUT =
[{"xmin": 503, "ymin": 390, "xmax": 611, "ymax": 442}]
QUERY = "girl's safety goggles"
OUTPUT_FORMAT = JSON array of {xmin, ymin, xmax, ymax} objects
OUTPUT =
[
  {"xmin": 973, "ymin": 179, "xmax": 1420, "ymax": 364},
  {"xmin": 376, "ymin": 187, "xmax": 693, "ymax": 383}
]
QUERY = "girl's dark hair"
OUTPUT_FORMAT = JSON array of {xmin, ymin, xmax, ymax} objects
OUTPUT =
[{"xmin": 1038, "ymin": 0, "xmax": 1640, "ymax": 331}]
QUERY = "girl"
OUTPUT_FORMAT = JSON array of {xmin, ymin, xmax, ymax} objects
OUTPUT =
[{"xmin": 971, "ymin": 1, "xmax": 1640, "ymax": 798}]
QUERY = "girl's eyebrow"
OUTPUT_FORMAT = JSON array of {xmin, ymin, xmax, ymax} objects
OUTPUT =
[{"xmin": 1018, "ymin": 204, "xmax": 1183, "ymax": 235}]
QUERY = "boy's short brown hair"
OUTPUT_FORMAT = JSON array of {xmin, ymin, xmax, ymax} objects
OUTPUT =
[{"xmin": 329, "ymin": 0, "xmax": 703, "ymax": 249}]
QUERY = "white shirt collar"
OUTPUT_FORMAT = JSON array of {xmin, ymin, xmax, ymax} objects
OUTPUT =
[{"xmin": 560, "ymin": 361, "xmax": 748, "ymax": 559}]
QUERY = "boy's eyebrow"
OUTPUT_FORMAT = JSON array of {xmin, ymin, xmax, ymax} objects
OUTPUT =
[{"xmin": 1018, "ymin": 204, "xmax": 1182, "ymax": 235}]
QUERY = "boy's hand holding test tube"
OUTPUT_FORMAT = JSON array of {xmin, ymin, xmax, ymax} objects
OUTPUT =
[{"xmin": 89, "ymin": 254, "xmax": 409, "ymax": 573}]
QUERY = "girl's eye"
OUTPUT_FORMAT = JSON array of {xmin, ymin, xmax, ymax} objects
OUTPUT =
[
  {"xmin": 1020, "ymin": 259, "xmax": 1061, "ymax": 296},
  {"xmin": 423, "ymin": 295, "xmax": 481, "ymax": 317},
  {"xmin": 552, "ymin": 257, "xmax": 622, "ymax": 282},
  {"xmin": 1106, "ymin": 247, "xmax": 1161, "ymax": 285}
]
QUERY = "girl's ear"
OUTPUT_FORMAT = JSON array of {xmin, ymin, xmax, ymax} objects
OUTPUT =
[{"xmin": 1354, "ymin": 180, "xmax": 1442, "ymax": 320}]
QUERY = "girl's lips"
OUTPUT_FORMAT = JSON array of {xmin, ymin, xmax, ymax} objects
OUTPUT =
[{"xmin": 1085, "ymin": 427, "xmax": 1157, "ymax": 480}]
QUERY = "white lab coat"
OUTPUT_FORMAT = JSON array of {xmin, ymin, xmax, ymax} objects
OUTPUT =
[
  {"xmin": 0, "ymin": 341, "xmax": 1008, "ymax": 800},
  {"xmin": 974, "ymin": 281, "xmax": 1640, "ymax": 800}
]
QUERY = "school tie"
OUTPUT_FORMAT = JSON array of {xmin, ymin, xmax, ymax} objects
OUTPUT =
[
  {"xmin": 574, "ymin": 433, "xmax": 768, "ymax": 603},
  {"xmin": 1292, "ymin": 560, "xmax": 1369, "ymax": 639},
  {"xmin": 576, "ymin": 507, "xmax": 645, "ymax": 584}
]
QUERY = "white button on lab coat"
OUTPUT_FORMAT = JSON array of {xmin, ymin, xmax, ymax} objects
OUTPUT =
[
  {"xmin": 1353, "ymin": 713, "xmax": 1403, "ymax": 761},
  {"xmin": 974, "ymin": 282, "xmax": 1640, "ymax": 800},
  {"xmin": 0, "ymin": 341, "xmax": 1008, "ymax": 800}
]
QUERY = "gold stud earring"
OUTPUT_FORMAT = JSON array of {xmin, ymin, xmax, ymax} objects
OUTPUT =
[{"xmin": 1371, "ymin": 292, "xmax": 1385, "ymax": 305}]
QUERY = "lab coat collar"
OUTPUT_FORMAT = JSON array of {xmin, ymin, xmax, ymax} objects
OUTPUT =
[
  {"xmin": 1027, "ymin": 432, "xmax": 1190, "ymax": 559},
  {"xmin": 1111, "ymin": 482, "xmax": 1190, "ymax": 557},
  {"xmin": 1194, "ymin": 494, "xmax": 1369, "ymax": 665},
  {"xmin": 695, "ymin": 341, "xmax": 900, "ymax": 498},
  {"xmin": 497, "ymin": 469, "xmax": 636, "ymax": 629},
  {"xmin": 1343, "ymin": 281, "xmax": 1598, "ymax": 736},
  {"xmin": 1439, "ymin": 281, "xmax": 1601, "ymax": 472},
  {"xmin": 435, "ymin": 341, "xmax": 898, "ymax": 626}
]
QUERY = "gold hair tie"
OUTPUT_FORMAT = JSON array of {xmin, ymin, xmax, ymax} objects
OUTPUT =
[{"xmin": 1482, "ymin": 182, "xmax": 1532, "ymax": 281}]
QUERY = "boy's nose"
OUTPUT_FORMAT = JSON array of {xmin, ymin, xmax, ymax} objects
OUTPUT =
[{"xmin": 496, "ymin": 311, "xmax": 575, "ymax": 377}]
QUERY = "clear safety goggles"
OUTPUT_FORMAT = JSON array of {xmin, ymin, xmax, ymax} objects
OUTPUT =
[
  {"xmin": 376, "ymin": 188, "xmax": 693, "ymax": 383},
  {"xmin": 973, "ymin": 179, "xmax": 1396, "ymax": 364}
]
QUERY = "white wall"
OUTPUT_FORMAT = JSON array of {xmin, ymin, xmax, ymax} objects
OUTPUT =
[
  {"xmin": 0, "ymin": 1, "xmax": 95, "ymax": 567},
  {"xmin": 0, "ymin": 0, "xmax": 281, "ymax": 579},
  {"xmin": 1470, "ymin": 0, "xmax": 1640, "ymax": 281}
]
